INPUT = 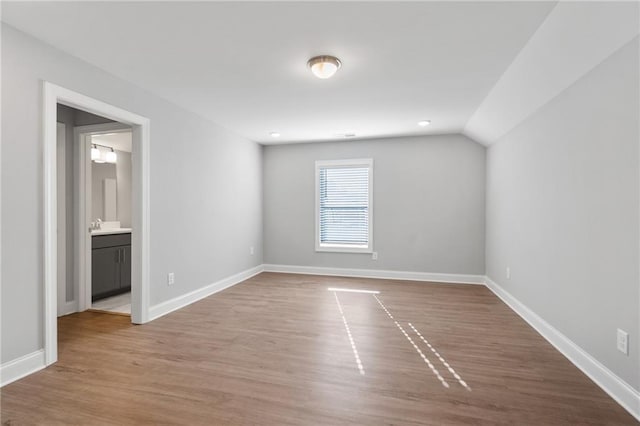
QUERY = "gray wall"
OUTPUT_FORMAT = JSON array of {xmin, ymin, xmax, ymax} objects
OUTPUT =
[
  {"xmin": 263, "ymin": 135, "xmax": 486, "ymax": 274},
  {"xmin": 56, "ymin": 106, "xmax": 75, "ymax": 302},
  {"xmin": 58, "ymin": 104, "xmax": 115, "ymax": 127},
  {"xmin": 73, "ymin": 109, "xmax": 115, "ymax": 126},
  {"xmin": 486, "ymin": 38, "xmax": 639, "ymax": 390},
  {"xmin": 1, "ymin": 24, "xmax": 263, "ymax": 364}
]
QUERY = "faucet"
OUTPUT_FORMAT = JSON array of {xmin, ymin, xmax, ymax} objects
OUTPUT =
[{"xmin": 90, "ymin": 219, "xmax": 103, "ymax": 231}]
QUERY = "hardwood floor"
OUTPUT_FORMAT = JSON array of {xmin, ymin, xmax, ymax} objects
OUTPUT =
[{"xmin": 1, "ymin": 273, "xmax": 636, "ymax": 425}]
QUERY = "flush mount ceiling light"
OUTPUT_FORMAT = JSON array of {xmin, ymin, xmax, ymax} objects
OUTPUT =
[
  {"xmin": 270, "ymin": 132, "xmax": 281, "ymax": 138},
  {"xmin": 307, "ymin": 55, "xmax": 341, "ymax": 79},
  {"xmin": 418, "ymin": 120, "xmax": 431, "ymax": 127}
]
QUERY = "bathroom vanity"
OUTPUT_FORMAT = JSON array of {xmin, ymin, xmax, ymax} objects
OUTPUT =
[{"xmin": 91, "ymin": 229, "xmax": 132, "ymax": 301}]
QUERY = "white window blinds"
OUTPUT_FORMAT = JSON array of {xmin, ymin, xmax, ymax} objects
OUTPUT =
[{"xmin": 316, "ymin": 159, "xmax": 373, "ymax": 251}]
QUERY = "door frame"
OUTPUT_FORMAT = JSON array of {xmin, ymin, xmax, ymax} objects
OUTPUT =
[
  {"xmin": 56, "ymin": 122, "xmax": 71, "ymax": 316},
  {"xmin": 74, "ymin": 124, "xmax": 132, "ymax": 313},
  {"xmin": 43, "ymin": 81, "xmax": 151, "ymax": 366}
]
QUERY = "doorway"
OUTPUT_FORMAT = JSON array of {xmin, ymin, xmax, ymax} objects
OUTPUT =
[
  {"xmin": 78, "ymin": 125, "xmax": 134, "ymax": 315},
  {"xmin": 44, "ymin": 82, "xmax": 150, "ymax": 366}
]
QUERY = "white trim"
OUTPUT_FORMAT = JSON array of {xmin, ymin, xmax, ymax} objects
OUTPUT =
[
  {"xmin": 58, "ymin": 300, "xmax": 79, "ymax": 317},
  {"xmin": 315, "ymin": 158, "xmax": 374, "ymax": 168},
  {"xmin": 484, "ymin": 276, "xmax": 640, "ymax": 422},
  {"xmin": 76, "ymin": 130, "xmax": 91, "ymax": 312},
  {"xmin": 263, "ymin": 264, "xmax": 485, "ymax": 285},
  {"xmin": 56, "ymin": 122, "xmax": 67, "ymax": 316},
  {"xmin": 315, "ymin": 158, "xmax": 374, "ymax": 254},
  {"xmin": 74, "ymin": 122, "xmax": 131, "ymax": 135},
  {"xmin": 315, "ymin": 245, "xmax": 373, "ymax": 254},
  {"xmin": 0, "ymin": 350, "xmax": 46, "ymax": 387},
  {"xmin": 43, "ymin": 82, "xmax": 58, "ymax": 364},
  {"xmin": 43, "ymin": 82, "xmax": 151, "ymax": 369},
  {"xmin": 148, "ymin": 265, "xmax": 265, "ymax": 321}
]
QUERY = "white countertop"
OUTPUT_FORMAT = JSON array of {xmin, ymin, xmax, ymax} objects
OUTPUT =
[{"xmin": 91, "ymin": 228, "xmax": 132, "ymax": 236}]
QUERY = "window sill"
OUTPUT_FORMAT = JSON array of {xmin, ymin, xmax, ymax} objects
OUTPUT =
[{"xmin": 316, "ymin": 245, "xmax": 373, "ymax": 254}]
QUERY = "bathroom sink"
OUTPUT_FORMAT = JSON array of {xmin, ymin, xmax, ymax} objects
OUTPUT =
[{"xmin": 91, "ymin": 227, "xmax": 132, "ymax": 236}]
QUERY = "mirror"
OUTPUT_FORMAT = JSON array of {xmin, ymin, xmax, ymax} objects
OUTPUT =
[{"xmin": 90, "ymin": 131, "xmax": 132, "ymax": 226}]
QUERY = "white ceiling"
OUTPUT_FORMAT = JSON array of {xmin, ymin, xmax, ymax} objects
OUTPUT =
[
  {"xmin": 465, "ymin": 1, "xmax": 640, "ymax": 144},
  {"xmin": 2, "ymin": 1, "xmax": 557, "ymax": 145},
  {"xmin": 92, "ymin": 132, "xmax": 133, "ymax": 153}
]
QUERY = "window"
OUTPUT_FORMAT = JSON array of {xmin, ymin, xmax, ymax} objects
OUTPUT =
[{"xmin": 316, "ymin": 159, "xmax": 373, "ymax": 253}]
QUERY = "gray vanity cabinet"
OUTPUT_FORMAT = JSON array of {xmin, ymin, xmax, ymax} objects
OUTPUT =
[
  {"xmin": 92, "ymin": 233, "xmax": 131, "ymax": 301},
  {"xmin": 119, "ymin": 245, "xmax": 132, "ymax": 290}
]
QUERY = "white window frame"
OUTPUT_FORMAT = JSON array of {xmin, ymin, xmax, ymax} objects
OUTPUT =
[{"xmin": 315, "ymin": 158, "xmax": 374, "ymax": 253}]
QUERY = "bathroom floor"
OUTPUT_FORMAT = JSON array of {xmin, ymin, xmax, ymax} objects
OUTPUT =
[{"xmin": 91, "ymin": 292, "xmax": 130, "ymax": 315}]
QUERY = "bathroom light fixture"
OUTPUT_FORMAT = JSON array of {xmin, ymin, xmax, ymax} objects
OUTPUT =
[
  {"xmin": 307, "ymin": 55, "xmax": 341, "ymax": 79},
  {"xmin": 105, "ymin": 148, "xmax": 117, "ymax": 164},
  {"xmin": 91, "ymin": 144, "xmax": 101, "ymax": 161},
  {"xmin": 418, "ymin": 120, "xmax": 431, "ymax": 127},
  {"xmin": 270, "ymin": 132, "xmax": 281, "ymax": 138}
]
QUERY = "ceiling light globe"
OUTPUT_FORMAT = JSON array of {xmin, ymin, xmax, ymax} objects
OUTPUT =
[
  {"xmin": 418, "ymin": 120, "xmax": 431, "ymax": 127},
  {"xmin": 308, "ymin": 55, "xmax": 341, "ymax": 79}
]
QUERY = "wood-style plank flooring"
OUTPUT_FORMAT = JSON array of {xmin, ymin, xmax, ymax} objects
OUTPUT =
[{"xmin": 1, "ymin": 273, "xmax": 636, "ymax": 425}]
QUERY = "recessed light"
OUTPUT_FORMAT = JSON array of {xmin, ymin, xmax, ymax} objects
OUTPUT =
[
  {"xmin": 334, "ymin": 132, "xmax": 356, "ymax": 138},
  {"xmin": 270, "ymin": 132, "xmax": 281, "ymax": 138},
  {"xmin": 418, "ymin": 120, "xmax": 431, "ymax": 127}
]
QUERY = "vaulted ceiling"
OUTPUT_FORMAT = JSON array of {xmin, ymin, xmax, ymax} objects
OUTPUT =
[{"xmin": 2, "ymin": 2, "xmax": 638, "ymax": 145}]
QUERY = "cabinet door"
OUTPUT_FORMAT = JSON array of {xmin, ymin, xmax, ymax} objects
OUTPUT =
[
  {"xmin": 92, "ymin": 247, "xmax": 119, "ymax": 300},
  {"xmin": 119, "ymin": 245, "xmax": 132, "ymax": 290}
]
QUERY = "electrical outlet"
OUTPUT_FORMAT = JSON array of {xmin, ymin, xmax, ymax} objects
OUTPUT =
[
  {"xmin": 506, "ymin": 267, "xmax": 511, "ymax": 279},
  {"xmin": 250, "ymin": 246, "xmax": 255, "ymax": 255},
  {"xmin": 167, "ymin": 272, "xmax": 175, "ymax": 286},
  {"xmin": 372, "ymin": 252, "xmax": 378, "ymax": 260},
  {"xmin": 617, "ymin": 329, "xmax": 629, "ymax": 355}
]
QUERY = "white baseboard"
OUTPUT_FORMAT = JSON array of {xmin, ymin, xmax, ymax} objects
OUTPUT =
[
  {"xmin": 263, "ymin": 264, "xmax": 485, "ymax": 285},
  {"xmin": 484, "ymin": 276, "xmax": 640, "ymax": 421},
  {"xmin": 1, "ymin": 349, "xmax": 46, "ymax": 387},
  {"xmin": 57, "ymin": 300, "xmax": 79, "ymax": 317},
  {"xmin": 148, "ymin": 265, "xmax": 264, "ymax": 321}
]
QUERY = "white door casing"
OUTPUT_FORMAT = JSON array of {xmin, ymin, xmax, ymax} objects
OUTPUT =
[{"xmin": 43, "ymin": 81, "xmax": 150, "ymax": 365}]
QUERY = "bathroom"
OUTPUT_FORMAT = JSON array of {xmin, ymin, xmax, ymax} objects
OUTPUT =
[{"xmin": 89, "ymin": 131, "xmax": 133, "ymax": 314}]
